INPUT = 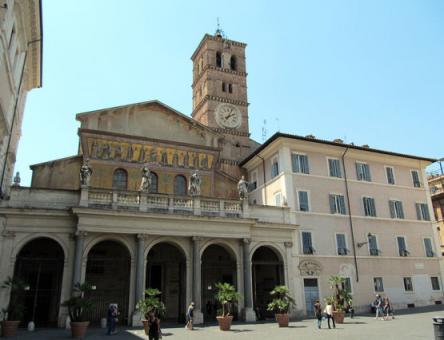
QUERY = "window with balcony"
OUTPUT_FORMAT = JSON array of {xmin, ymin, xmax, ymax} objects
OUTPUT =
[
  {"xmin": 411, "ymin": 170, "xmax": 421, "ymax": 188},
  {"xmin": 424, "ymin": 238, "xmax": 434, "ymax": 257},
  {"xmin": 416, "ymin": 203, "xmax": 431, "ymax": 221},
  {"xmin": 336, "ymin": 234, "xmax": 348, "ymax": 255},
  {"xmin": 368, "ymin": 235, "xmax": 379, "ymax": 256},
  {"xmin": 302, "ymin": 232, "xmax": 314, "ymax": 254},
  {"xmin": 363, "ymin": 197, "xmax": 377, "ymax": 217},
  {"xmin": 356, "ymin": 162, "xmax": 371, "ymax": 181},
  {"xmin": 112, "ymin": 168, "xmax": 128, "ymax": 190},
  {"xmin": 329, "ymin": 194, "xmax": 346, "ymax": 215},
  {"xmin": 174, "ymin": 175, "xmax": 187, "ymax": 196},
  {"xmin": 374, "ymin": 277, "xmax": 384, "ymax": 292},
  {"xmin": 298, "ymin": 191, "xmax": 309, "ymax": 212},
  {"xmin": 249, "ymin": 171, "xmax": 257, "ymax": 191},
  {"xmin": 389, "ymin": 200, "xmax": 405, "ymax": 219},
  {"xmin": 292, "ymin": 153, "xmax": 309, "ymax": 174},
  {"xmin": 397, "ymin": 236, "xmax": 409, "ymax": 257},
  {"xmin": 150, "ymin": 172, "xmax": 158, "ymax": 193},
  {"xmin": 385, "ymin": 166, "xmax": 395, "ymax": 185},
  {"xmin": 403, "ymin": 277, "xmax": 413, "ymax": 291}
]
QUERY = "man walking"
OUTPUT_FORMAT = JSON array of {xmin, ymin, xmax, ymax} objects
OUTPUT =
[{"xmin": 324, "ymin": 301, "xmax": 336, "ymax": 329}]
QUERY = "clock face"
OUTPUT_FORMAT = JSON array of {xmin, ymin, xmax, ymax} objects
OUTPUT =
[{"xmin": 215, "ymin": 104, "xmax": 242, "ymax": 129}]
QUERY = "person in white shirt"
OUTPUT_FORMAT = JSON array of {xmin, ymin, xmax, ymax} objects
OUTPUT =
[{"xmin": 324, "ymin": 302, "xmax": 336, "ymax": 329}]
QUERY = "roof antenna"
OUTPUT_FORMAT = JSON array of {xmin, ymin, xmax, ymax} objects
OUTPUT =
[
  {"xmin": 262, "ymin": 119, "xmax": 268, "ymax": 142},
  {"xmin": 215, "ymin": 17, "xmax": 225, "ymax": 38}
]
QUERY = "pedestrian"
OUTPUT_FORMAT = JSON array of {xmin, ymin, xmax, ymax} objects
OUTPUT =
[
  {"xmin": 314, "ymin": 300, "xmax": 323, "ymax": 329},
  {"xmin": 106, "ymin": 303, "xmax": 119, "ymax": 336},
  {"xmin": 324, "ymin": 301, "xmax": 336, "ymax": 329},
  {"xmin": 383, "ymin": 297, "xmax": 392, "ymax": 320},
  {"xmin": 374, "ymin": 294, "xmax": 383, "ymax": 320},
  {"xmin": 185, "ymin": 302, "xmax": 195, "ymax": 330},
  {"xmin": 147, "ymin": 311, "xmax": 161, "ymax": 340},
  {"xmin": 345, "ymin": 299, "xmax": 354, "ymax": 318}
]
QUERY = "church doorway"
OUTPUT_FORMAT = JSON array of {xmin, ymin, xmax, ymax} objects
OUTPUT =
[
  {"xmin": 252, "ymin": 246, "xmax": 284, "ymax": 320},
  {"xmin": 12, "ymin": 237, "xmax": 64, "ymax": 327},
  {"xmin": 146, "ymin": 243, "xmax": 186, "ymax": 322},
  {"xmin": 85, "ymin": 240, "xmax": 131, "ymax": 324},
  {"xmin": 201, "ymin": 244, "xmax": 237, "ymax": 322}
]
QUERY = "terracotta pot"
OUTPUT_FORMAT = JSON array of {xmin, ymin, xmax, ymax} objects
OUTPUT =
[
  {"xmin": 332, "ymin": 310, "xmax": 345, "ymax": 324},
  {"xmin": 70, "ymin": 321, "xmax": 89, "ymax": 338},
  {"xmin": 216, "ymin": 315, "xmax": 233, "ymax": 331},
  {"xmin": 142, "ymin": 320, "xmax": 149, "ymax": 335},
  {"xmin": 1, "ymin": 320, "xmax": 20, "ymax": 337},
  {"xmin": 275, "ymin": 313, "xmax": 289, "ymax": 327}
]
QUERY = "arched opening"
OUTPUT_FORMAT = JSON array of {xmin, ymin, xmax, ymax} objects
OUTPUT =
[
  {"xmin": 201, "ymin": 244, "xmax": 237, "ymax": 322},
  {"xmin": 85, "ymin": 240, "xmax": 131, "ymax": 324},
  {"xmin": 222, "ymin": 82, "xmax": 226, "ymax": 92},
  {"xmin": 12, "ymin": 237, "xmax": 64, "ymax": 327},
  {"xmin": 252, "ymin": 246, "xmax": 284, "ymax": 320},
  {"xmin": 228, "ymin": 84, "xmax": 233, "ymax": 93},
  {"xmin": 230, "ymin": 56, "xmax": 237, "ymax": 71},
  {"xmin": 150, "ymin": 172, "xmax": 158, "ymax": 193},
  {"xmin": 216, "ymin": 51, "xmax": 222, "ymax": 68},
  {"xmin": 146, "ymin": 243, "xmax": 186, "ymax": 322},
  {"xmin": 112, "ymin": 168, "xmax": 128, "ymax": 190},
  {"xmin": 174, "ymin": 175, "xmax": 187, "ymax": 196}
]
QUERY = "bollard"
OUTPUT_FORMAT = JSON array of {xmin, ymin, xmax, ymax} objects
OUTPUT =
[{"xmin": 433, "ymin": 317, "xmax": 444, "ymax": 340}]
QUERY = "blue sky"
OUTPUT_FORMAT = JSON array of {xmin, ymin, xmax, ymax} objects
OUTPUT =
[{"xmin": 16, "ymin": 0, "xmax": 444, "ymax": 185}]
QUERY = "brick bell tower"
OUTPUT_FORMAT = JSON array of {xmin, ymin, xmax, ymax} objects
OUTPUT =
[{"xmin": 191, "ymin": 28, "xmax": 251, "ymax": 179}]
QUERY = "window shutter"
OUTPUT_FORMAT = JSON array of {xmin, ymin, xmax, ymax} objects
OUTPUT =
[
  {"xmin": 291, "ymin": 154, "xmax": 299, "ymax": 173},
  {"xmin": 299, "ymin": 191, "xmax": 309, "ymax": 211},
  {"xmin": 389, "ymin": 201, "xmax": 395, "ymax": 218},
  {"xmin": 329, "ymin": 194, "xmax": 336, "ymax": 213},
  {"xmin": 328, "ymin": 159, "xmax": 334, "ymax": 177},
  {"xmin": 398, "ymin": 202, "xmax": 405, "ymax": 219},
  {"xmin": 355, "ymin": 163, "xmax": 361, "ymax": 180},
  {"xmin": 422, "ymin": 204, "xmax": 430, "ymax": 221},
  {"xmin": 339, "ymin": 196, "xmax": 346, "ymax": 214},
  {"xmin": 302, "ymin": 155, "xmax": 309, "ymax": 174},
  {"xmin": 415, "ymin": 203, "xmax": 422, "ymax": 220},
  {"xmin": 364, "ymin": 164, "xmax": 371, "ymax": 181},
  {"xmin": 371, "ymin": 198, "xmax": 376, "ymax": 217}
]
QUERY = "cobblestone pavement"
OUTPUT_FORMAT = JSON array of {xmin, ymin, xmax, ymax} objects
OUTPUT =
[{"xmin": 8, "ymin": 307, "xmax": 444, "ymax": 339}]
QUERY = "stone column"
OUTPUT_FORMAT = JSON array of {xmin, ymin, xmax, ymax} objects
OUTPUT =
[
  {"xmin": 72, "ymin": 231, "xmax": 86, "ymax": 290},
  {"xmin": 132, "ymin": 234, "xmax": 146, "ymax": 326},
  {"xmin": 192, "ymin": 236, "xmax": 204, "ymax": 324},
  {"xmin": 243, "ymin": 238, "xmax": 256, "ymax": 321}
]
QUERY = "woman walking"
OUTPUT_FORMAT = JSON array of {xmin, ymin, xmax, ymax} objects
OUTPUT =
[
  {"xmin": 314, "ymin": 300, "xmax": 323, "ymax": 329},
  {"xmin": 185, "ymin": 302, "xmax": 195, "ymax": 330},
  {"xmin": 324, "ymin": 301, "xmax": 336, "ymax": 329}
]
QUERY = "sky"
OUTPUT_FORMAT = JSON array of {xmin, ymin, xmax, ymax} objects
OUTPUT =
[{"xmin": 15, "ymin": 0, "xmax": 444, "ymax": 185}]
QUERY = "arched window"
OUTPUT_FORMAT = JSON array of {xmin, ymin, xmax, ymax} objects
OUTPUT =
[
  {"xmin": 113, "ymin": 168, "xmax": 128, "ymax": 190},
  {"xmin": 222, "ymin": 82, "xmax": 226, "ymax": 92},
  {"xmin": 150, "ymin": 172, "xmax": 158, "ymax": 193},
  {"xmin": 216, "ymin": 52, "xmax": 222, "ymax": 68},
  {"xmin": 174, "ymin": 175, "xmax": 187, "ymax": 196},
  {"xmin": 230, "ymin": 56, "xmax": 237, "ymax": 71},
  {"xmin": 228, "ymin": 84, "xmax": 233, "ymax": 93}
]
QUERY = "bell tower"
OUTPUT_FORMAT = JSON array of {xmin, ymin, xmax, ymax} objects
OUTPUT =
[{"xmin": 191, "ymin": 29, "xmax": 251, "ymax": 178}]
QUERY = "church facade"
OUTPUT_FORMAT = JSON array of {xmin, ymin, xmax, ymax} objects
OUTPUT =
[{"xmin": 0, "ymin": 31, "xmax": 442, "ymax": 328}]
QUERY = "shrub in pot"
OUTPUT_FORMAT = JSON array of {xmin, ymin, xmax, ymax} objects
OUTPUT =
[
  {"xmin": 215, "ymin": 282, "xmax": 241, "ymax": 331},
  {"xmin": 135, "ymin": 288, "xmax": 166, "ymax": 335},
  {"xmin": 1, "ymin": 277, "xmax": 28, "ymax": 337},
  {"xmin": 266, "ymin": 285, "xmax": 295, "ymax": 327},
  {"xmin": 61, "ymin": 282, "xmax": 94, "ymax": 338},
  {"xmin": 327, "ymin": 275, "xmax": 352, "ymax": 324}
]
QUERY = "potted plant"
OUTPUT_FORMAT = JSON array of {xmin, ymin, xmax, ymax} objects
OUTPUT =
[
  {"xmin": 1, "ymin": 277, "xmax": 28, "ymax": 337},
  {"xmin": 214, "ymin": 282, "xmax": 241, "ymax": 331},
  {"xmin": 61, "ymin": 282, "xmax": 94, "ymax": 338},
  {"xmin": 266, "ymin": 285, "xmax": 295, "ymax": 327},
  {"xmin": 327, "ymin": 275, "xmax": 351, "ymax": 324},
  {"xmin": 135, "ymin": 288, "xmax": 166, "ymax": 335}
]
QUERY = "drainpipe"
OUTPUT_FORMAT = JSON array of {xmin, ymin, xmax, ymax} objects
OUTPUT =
[
  {"xmin": 341, "ymin": 147, "xmax": 360, "ymax": 282},
  {"xmin": 256, "ymin": 154, "xmax": 267, "ymax": 204}
]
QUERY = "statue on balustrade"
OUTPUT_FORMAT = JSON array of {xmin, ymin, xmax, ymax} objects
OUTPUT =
[
  {"xmin": 237, "ymin": 176, "xmax": 249, "ymax": 200},
  {"xmin": 80, "ymin": 159, "xmax": 93, "ymax": 187},
  {"xmin": 139, "ymin": 165, "xmax": 152, "ymax": 193},
  {"xmin": 189, "ymin": 170, "xmax": 201, "ymax": 196}
]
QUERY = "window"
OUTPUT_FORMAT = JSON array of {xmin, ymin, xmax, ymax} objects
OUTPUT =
[
  {"xmin": 329, "ymin": 194, "xmax": 346, "ymax": 215},
  {"xmin": 431, "ymin": 277, "xmax": 441, "ymax": 291},
  {"xmin": 397, "ymin": 236, "xmax": 409, "ymax": 257},
  {"xmin": 389, "ymin": 200, "xmax": 405, "ymax": 219},
  {"xmin": 411, "ymin": 170, "xmax": 421, "ymax": 188},
  {"xmin": 249, "ymin": 171, "xmax": 257, "ymax": 191},
  {"xmin": 271, "ymin": 156, "xmax": 279, "ymax": 178},
  {"xmin": 298, "ymin": 191, "xmax": 309, "ymax": 212},
  {"xmin": 174, "ymin": 175, "xmax": 187, "ymax": 196},
  {"xmin": 369, "ymin": 235, "xmax": 379, "ymax": 256},
  {"xmin": 228, "ymin": 84, "xmax": 232, "ymax": 93},
  {"xmin": 356, "ymin": 162, "xmax": 371, "ymax": 181},
  {"xmin": 112, "ymin": 168, "xmax": 128, "ymax": 190},
  {"xmin": 328, "ymin": 158, "xmax": 342, "ymax": 178},
  {"xmin": 274, "ymin": 192, "xmax": 282, "ymax": 207},
  {"xmin": 363, "ymin": 197, "xmax": 377, "ymax": 217},
  {"xmin": 302, "ymin": 232, "xmax": 314, "ymax": 254},
  {"xmin": 222, "ymin": 82, "xmax": 226, "ymax": 92},
  {"xmin": 341, "ymin": 277, "xmax": 352, "ymax": 293},
  {"xmin": 385, "ymin": 166, "xmax": 395, "ymax": 185},
  {"xmin": 291, "ymin": 154, "xmax": 309, "ymax": 174},
  {"xmin": 336, "ymin": 234, "xmax": 348, "ymax": 255},
  {"xmin": 230, "ymin": 55, "xmax": 237, "ymax": 71},
  {"xmin": 150, "ymin": 172, "xmax": 158, "ymax": 193},
  {"xmin": 403, "ymin": 277, "xmax": 413, "ymax": 291},
  {"xmin": 416, "ymin": 203, "xmax": 431, "ymax": 221},
  {"xmin": 216, "ymin": 52, "xmax": 222, "ymax": 67},
  {"xmin": 374, "ymin": 277, "xmax": 384, "ymax": 292},
  {"xmin": 424, "ymin": 238, "xmax": 434, "ymax": 257}
]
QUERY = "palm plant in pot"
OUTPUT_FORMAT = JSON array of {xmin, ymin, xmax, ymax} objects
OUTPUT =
[
  {"xmin": 1, "ymin": 277, "xmax": 28, "ymax": 337},
  {"xmin": 215, "ymin": 282, "xmax": 241, "ymax": 331},
  {"xmin": 266, "ymin": 285, "xmax": 295, "ymax": 327},
  {"xmin": 61, "ymin": 282, "xmax": 94, "ymax": 338},
  {"xmin": 135, "ymin": 288, "xmax": 166, "ymax": 335},
  {"xmin": 328, "ymin": 275, "xmax": 351, "ymax": 324}
]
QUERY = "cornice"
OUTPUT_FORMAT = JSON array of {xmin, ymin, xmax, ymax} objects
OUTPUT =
[
  {"xmin": 191, "ymin": 34, "xmax": 247, "ymax": 60},
  {"xmin": 192, "ymin": 64, "xmax": 247, "ymax": 87},
  {"xmin": 192, "ymin": 95, "xmax": 249, "ymax": 116},
  {"xmin": 212, "ymin": 128, "xmax": 250, "ymax": 137}
]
